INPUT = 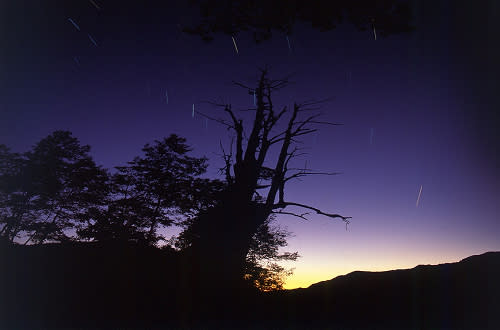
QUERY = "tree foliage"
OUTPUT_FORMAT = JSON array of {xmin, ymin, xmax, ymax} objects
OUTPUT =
[
  {"xmin": 0, "ymin": 125, "xmax": 305, "ymax": 292},
  {"xmin": 77, "ymin": 134, "xmax": 226, "ymax": 246},
  {"xmin": 244, "ymin": 214, "xmax": 299, "ymax": 291},
  {"xmin": 0, "ymin": 131, "xmax": 108, "ymax": 244},
  {"xmin": 0, "ymin": 145, "xmax": 27, "ymax": 243},
  {"xmin": 183, "ymin": 0, "xmax": 415, "ymax": 43}
]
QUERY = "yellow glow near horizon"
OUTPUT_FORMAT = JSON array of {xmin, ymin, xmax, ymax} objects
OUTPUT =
[{"xmin": 281, "ymin": 250, "xmax": 489, "ymax": 290}]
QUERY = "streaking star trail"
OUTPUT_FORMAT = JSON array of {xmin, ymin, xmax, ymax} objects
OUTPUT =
[
  {"xmin": 88, "ymin": 34, "xmax": 98, "ymax": 46},
  {"xmin": 231, "ymin": 36, "xmax": 239, "ymax": 54},
  {"xmin": 89, "ymin": 0, "xmax": 101, "ymax": 10},
  {"xmin": 416, "ymin": 185, "xmax": 423, "ymax": 207},
  {"xmin": 68, "ymin": 18, "xmax": 81, "ymax": 31}
]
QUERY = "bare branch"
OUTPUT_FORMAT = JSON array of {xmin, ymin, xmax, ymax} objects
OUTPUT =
[
  {"xmin": 268, "ymin": 131, "xmax": 287, "ymax": 145},
  {"xmin": 238, "ymin": 108, "xmax": 259, "ymax": 112},
  {"xmin": 232, "ymin": 81, "xmax": 254, "ymax": 91},
  {"xmin": 283, "ymin": 146, "xmax": 300, "ymax": 171},
  {"xmin": 271, "ymin": 210, "xmax": 311, "ymax": 221},
  {"xmin": 305, "ymin": 120, "xmax": 344, "ymax": 126},
  {"xmin": 223, "ymin": 105, "xmax": 244, "ymax": 174},
  {"xmin": 199, "ymin": 99, "xmax": 229, "ymax": 108},
  {"xmin": 275, "ymin": 106, "xmax": 288, "ymax": 123},
  {"xmin": 224, "ymin": 105, "xmax": 239, "ymax": 127},
  {"xmin": 293, "ymin": 129, "xmax": 319, "ymax": 137},
  {"xmin": 284, "ymin": 171, "xmax": 343, "ymax": 183},
  {"xmin": 266, "ymin": 103, "xmax": 301, "ymax": 209},
  {"xmin": 243, "ymin": 70, "xmax": 267, "ymax": 164},
  {"xmin": 291, "ymin": 113, "xmax": 322, "ymax": 134},
  {"xmin": 272, "ymin": 201, "xmax": 352, "ymax": 224},
  {"xmin": 295, "ymin": 97, "xmax": 336, "ymax": 108},
  {"xmin": 194, "ymin": 110, "xmax": 234, "ymax": 129},
  {"xmin": 218, "ymin": 139, "xmax": 234, "ymax": 185},
  {"xmin": 269, "ymin": 128, "xmax": 318, "ymax": 145}
]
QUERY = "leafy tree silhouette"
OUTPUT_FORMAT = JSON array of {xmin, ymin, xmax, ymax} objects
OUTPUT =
[
  {"xmin": 0, "ymin": 131, "xmax": 108, "ymax": 244},
  {"xmin": 244, "ymin": 213, "xmax": 299, "ymax": 291},
  {"xmin": 182, "ymin": 0, "xmax": 415, "ymax": 43},
  {"xmin": 77, "ymin": 134, "xmax": 226, "ymax": 246},
  {"xmin": 0, "ymin": 145, "xmax": 26, "ymax": 243}
]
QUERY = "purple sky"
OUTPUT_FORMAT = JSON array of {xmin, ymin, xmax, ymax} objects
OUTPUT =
[{"xmin": 2, "ymin": 0, "xmax": 499, "ymax": 288}]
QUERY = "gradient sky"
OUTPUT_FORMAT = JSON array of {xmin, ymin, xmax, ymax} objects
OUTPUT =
[{"xmin": 2, "ymin": 0, "xmax": 499, "ymax": 289}]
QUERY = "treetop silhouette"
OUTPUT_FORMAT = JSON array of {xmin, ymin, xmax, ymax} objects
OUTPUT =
[
  {"xmin": 77, "ymin": 134, "xmax": 226, "ymax": 246},
  {"xmin": 0, "ymin": 131, "xmax": 109, "ymax": 244},
  {"xmin": 183, "ymin": 0, "xmax": 415, "ymax": 43}
]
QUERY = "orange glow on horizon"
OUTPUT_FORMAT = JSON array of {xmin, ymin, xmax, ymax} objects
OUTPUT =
[{"xmin": 281, "ymin": 250, "xmax": 492, "ymax": 290}]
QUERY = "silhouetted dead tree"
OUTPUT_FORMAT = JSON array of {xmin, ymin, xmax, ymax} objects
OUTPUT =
[{"xmin": 184, "ymin": 67, "xmax": 351, "ymax": 302}]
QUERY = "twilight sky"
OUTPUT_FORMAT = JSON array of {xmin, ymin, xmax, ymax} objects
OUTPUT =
[{"xmin": 1, "ymin": 0, "xmax": 499, "ymax": 289}]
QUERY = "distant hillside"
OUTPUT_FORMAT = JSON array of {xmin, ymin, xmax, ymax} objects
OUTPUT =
[
  {"xmin": 264, "ymin": 251, "xmax": 500, "ymax": 329},
  {"xmin": 307, "ymin": 251, "xmax": 500, "ymax": 290},
  {"xmin": 1, "ymin": 242, "xmax": 499, "ymax": 329}
]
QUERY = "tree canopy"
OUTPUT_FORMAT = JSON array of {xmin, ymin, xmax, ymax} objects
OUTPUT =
[
  {"xmin": 77, "ymin": 134, "xmax": 226, "ymax": 246},
  {"xmin": 1, "ymin": 131, "xmax": 296, "ymax": 290},
  {"xmin": 183, "ymin": 0, "xmax": 415, "ymax": 43},
  {"xmin": 0, "ymin": 131, "xmax": 108, "ymax": 244}
]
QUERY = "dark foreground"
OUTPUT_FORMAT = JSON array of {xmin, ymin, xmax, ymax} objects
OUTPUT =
[{"xmin": 1, "ymin": 242, "xmax": 499, "ymax": 329}]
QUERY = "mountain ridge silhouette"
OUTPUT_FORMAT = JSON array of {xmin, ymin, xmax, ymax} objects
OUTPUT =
[{"xmin": 296, "ymin": 251, "xmax": 500, "ymax": 290}]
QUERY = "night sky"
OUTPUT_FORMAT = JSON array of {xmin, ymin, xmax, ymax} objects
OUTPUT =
[{"xmin": 2, "ymin": 0, "xmax": 499, "ymax": 289}]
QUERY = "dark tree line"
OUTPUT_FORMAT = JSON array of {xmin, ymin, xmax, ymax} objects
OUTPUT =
[
  {"xmin": 76, "ymin": 134, "xmax": 225, "ymax": 246},
  {"xmin": 0, "ymin": 70, "xmax": 355, "ymax": 299},
  {"xmin": 0, "ymin": 69, "xmax": 353, "ymax": 295},
  {"xmin": 0, "ymin": 130, "xmax": 298, "ymax": 290},
  {"xmin": 0, "ymin": 132, "xmax": 109, "ymax": 245}
]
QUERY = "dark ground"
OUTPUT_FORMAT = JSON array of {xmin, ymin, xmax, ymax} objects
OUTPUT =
[{"xmin": 1, "ymin": 242, "xmax": 499, "ymax": 329}]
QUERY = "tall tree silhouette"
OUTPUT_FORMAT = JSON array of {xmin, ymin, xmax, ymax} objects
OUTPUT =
[
  {"xmin": 0, "ymin": 131, "xmax": 109, "ymax": 244},
  {"xmin": 77, "ymin": 134, "xmax": 226, "ymax": 246},
  {"xmin": 184, "ymin": 68, "xmax": 351, "ymax": 299},
  {"xmin": 182, "ymin": 0, "xmax": 415, "ymax": 43}
]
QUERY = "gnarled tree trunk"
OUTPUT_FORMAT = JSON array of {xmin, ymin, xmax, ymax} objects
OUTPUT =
[{"xmin": 178, "ymin": 69, "xmax": 351, "ymax": 322}]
